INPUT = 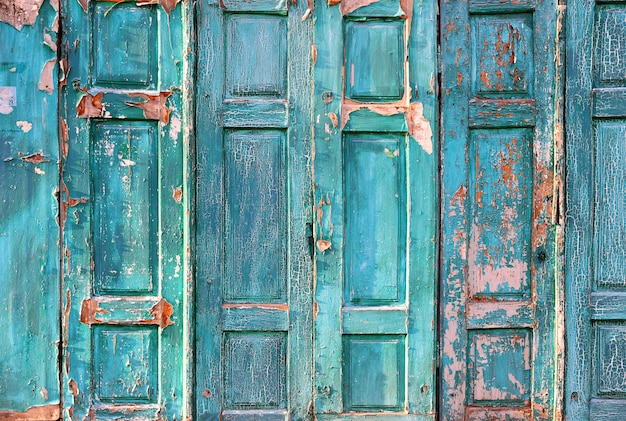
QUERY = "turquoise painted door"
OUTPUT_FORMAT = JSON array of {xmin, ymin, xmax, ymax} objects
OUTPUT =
[
  {"xmin": 61, "ymin": 1, "xmax": 187, "ymax": 419},
  {"xmin": 312, "ymin": 0, "xmax": 438, "ymax": 418},
  {"xmin": 566, "ymin": 1, "xmax": 626, "ymax": 419},
  {"xmin": 0, "ymin": 2, "xmax": 61, "ymax": 418},
  {"xmin": 194, "ymin": 0, "xmax": 313, "ymax": 418},
  {"xmin": 440, "ymin": 0, "xmax": 561, "ymax": 419}
]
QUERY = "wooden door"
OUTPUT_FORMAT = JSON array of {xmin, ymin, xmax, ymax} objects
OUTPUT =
[
  {"xmin": 194, "ymin": 0, "xmax": 313, "ymax": 418},
  {"xmin": 440, "ymin": 0, "xmax": 561, "ymax": 419},
  {"xmin": 61, "ymin": 1, "xmax": 187, "ymax": 419},
  {"xmin": 0, "ymin": 2, "xmax": 61, "ymax": 418},
  {"xmin": 312, "ymin": 0, "xmax": 438, "ymax": 418},
  {"xmin": 565, "ymin": 1, "xmax": 626, "ymax": 419}
]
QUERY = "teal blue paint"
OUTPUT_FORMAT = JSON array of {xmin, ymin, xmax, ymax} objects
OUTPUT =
[
  {"xmin": 565, "ymin": 1, "xmax": 626, "ymax": 418},
  {"xmin": 440, "ymin": 0, "xmax": 559, "ymax": 418},
  {"xmin": 62, "ymin": 1, "xmax": 185, "ymax": 419},
  {"xmin": 195, "ymin": 0, "xmax": 313, "ymax": 417},
  {"xmin": 0, "ymin": 1, "xmax": 60, "ymax": 415},
  {"xmin": 313, "ymin": 0, "xmax": 438, "ymax": 417}
]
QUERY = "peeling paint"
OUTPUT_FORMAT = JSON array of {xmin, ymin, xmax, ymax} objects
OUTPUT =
[
  {"xmin": 43, "ymin": 32, "xmax": 56, "ymax": 51},
  {"xmin": 0, "ymin": 86, "xmax": 15, "ymax": 114},
  {"xmin": 16, "ymin": 120, "xmax": 32, "ymax": 133},
  {"xmin": 339, "ymin": 0, "xmax": 379, "ymax": 15},
  {"xmin": 0, "ymin": 404, "xmax": 60, "ymax": 420},
  {"xmin": 406, "ymin": 102, "xmax": 433, "ymax": 154},
  {"xmin": 38, "ymin": 59, "xmax": 56, "ymax": 94},
  {"xmin": 317, "ymin": 239, "xmax": 332, "ymax": 252},
  {"xmin": 79, "ymin": 299, "xmax": 110, "ymax": 325},
  {"xmin": 149, "ymin": 298, "xmax": 175, "ymax": 328},
  {"xmin": 169, "ymin": 115, "xmax": 181, "ymax": 140},
  {"xmin": 125, "ymin": 91, "xmax": 171, "ymax": 124},
  {"xmin": 76, "ymin": 91, "xmax": 104, "ymax": 118},
  {"xmin": 137, "ymin": 0, "xmax": 180, "ymax": 14},
  {"xmin": 20, "ymin": 152, "xmax": 50, "ymax": 164},
  {"xmin": 172, "ymin": 186, "xmax": 183, "ymax": 204},
  {"xmin": 0, "ymin": 0, "xmax": 44, "ymax": 30}
]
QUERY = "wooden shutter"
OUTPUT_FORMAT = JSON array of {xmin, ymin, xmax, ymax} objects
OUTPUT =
[
  {"xmin": 440, "ymin": 0, "xmax": 560, "ymax": 418},
  {"xmin": 61, "ymin": 1, "xmax": 187, "ymax": 418},
  {"xmin": 313, "ymin": 0, "xmax": 438, "ymax": 418},
  {"xmin": 566, "ymin": 0, "xmax": 626, "ymax": 418}
]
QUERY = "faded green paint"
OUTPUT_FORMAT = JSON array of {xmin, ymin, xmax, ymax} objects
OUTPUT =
[
  {"xmin": 440, "ymin": 0, "xmax": 561, "ymax": 419},
  {"xmin": 312, "ymin": 0, "xmax": 438, "ymax": 418},
  {"xmin": 0, "ymin": 0, "xmax": 60, "ymax": 418},
  {"xmin": 194, "ymin": 0, "xmax": 313, "ymax": 418},
  {"xmin": 565, "ymin": 1, "xmax": 626, "ymax": 419},
  {"xmin": 60, "ymin": 0, "xmax": 186, "ymax": 419}
]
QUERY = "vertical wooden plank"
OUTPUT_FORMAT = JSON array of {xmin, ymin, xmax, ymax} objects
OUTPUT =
[
  {"xmin": 0, "ymin": 1, "xmax": 60, "ymax": 418},
  {"xmin": 440, "ymin": 0, "xmax": 560, "ymax": 418}
]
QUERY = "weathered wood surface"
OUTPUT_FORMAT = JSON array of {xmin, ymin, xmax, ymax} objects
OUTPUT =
[
  {"xmin": 61, "ymin": 0, "xmax": 187, "ymax": 419},
  {"xmin": 194, "ymin": 0, "xmax": 313, "ymax": 418},
  {"xmin": 440, "ymin": 0, "xmax": 561, "ymax": 418},
  {"xmin": 565, "ymin": 1, "xmax": 626, "ymax": 419},
  {"xmin": 0, "ymin": 0, "xmax": 60, "ymax": 416},
  {"xmin": 312, "ymin": 0, "xmax": 438, "ymax": 417}
]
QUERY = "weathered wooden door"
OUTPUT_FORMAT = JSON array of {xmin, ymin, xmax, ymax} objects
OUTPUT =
[
  {"xmin": 194, "ymin": 0, "xmax": 313, "ymax": 418},
  {"xmin": 565, "ymin": 1, "xmax": 626, "ymax": 419},
  {"xmin": 312, "ymin": 0, "xmax": 438, "ymax": 418},
  {"xmin": 61, "ymin": 1, "xmax": 187, "ymax": 419},
  {"xmin": 440, "ymin": 0, "xmax": 561, "ymax": 419}
]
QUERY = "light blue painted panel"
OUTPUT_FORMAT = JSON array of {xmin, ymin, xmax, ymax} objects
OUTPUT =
[
  {"xmin": 224, "ymin": 333, "xmax": 287, "ymax": 409},
  {"xmin": 594, "ymin": 7, "xmax": 626, "ymax": 86},
  {"xmin": 93, "ymin": 2, "xmax": 156, "ymax": 89},
  {"xmin": 344, "ymin": 20, "xmax": 404, "ymax": 101},
  {"xmin": 94, "ymin": 327, "xmax": 158, "ymax": 403},
  {"xmin": 594, "ymin": 121, "xmax": 626, "ymax": 288},
  {"xmin": 225, "ymin": 15, "xmax": 287, "ymax": 98},
  {"xmin": 343, "ymin": 335, "xmax": 405, "ymax": 412},
  {"xmin": 344, "ymin": 134, "xmax": 406, "ymax": 305},
  {"xmin": 224, "ymin": 130, "xmax": 287, "ymax": 302},
  {"xmin": 595, "ymin": 325, "xmax": 626, "ymax": 396},
  {"xmin": 93, "ymin": 122, "xmax": 157, "ymax": 295}
]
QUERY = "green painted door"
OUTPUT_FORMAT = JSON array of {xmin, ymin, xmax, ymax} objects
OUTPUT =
[
  {"xmin": 312, "ymin": 0, "xmax": 438, "ymax": 418},
  {"xmin": 194, "ymin": 0, "xmax": 313, "ymax": 418},
  {"xmin": 440, "ymin": 0, "xmax": 561, "ymax": 419},
  {"xmin": 61, "ymin": 1, "xmax": 187, "ymax": 419},
  {"xmin": 0, "ymin": 2, "xmax": 61, "ymax": 418},
  {"xmin": 565, "ymin": 1, "xmax": 626, "ymax": 419}
]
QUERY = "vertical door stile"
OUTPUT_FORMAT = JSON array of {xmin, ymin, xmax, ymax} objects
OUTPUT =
[
  {"xmin": 61, "ymin": 1, "xmax": 186, "ymax": 419},
  {"xmin": 565, "ymin": 0, "xmax": 626, "ymax": 418},
  {"xmin": 195, "ymin": 0, "xmax": 313, "ymax": 418},
  {"xmin": 313, "ymin": 0, "xmax": 438, "ymax": 418},
  {"xmin": 440, "ymin": 0, "xmax": 560, "ymax": 418}
]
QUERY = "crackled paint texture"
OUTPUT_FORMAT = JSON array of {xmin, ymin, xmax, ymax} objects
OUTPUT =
[
  {"xmin": 0, "ymin": 0, "xmax": 60, "ymax": 416},
  {"xmin": 566, "ymin": 2, "xmax": 626, "ymax": 419},
  {"xmin": 440, "ymin": 0, "xmax": 560, "ymax": 419}
]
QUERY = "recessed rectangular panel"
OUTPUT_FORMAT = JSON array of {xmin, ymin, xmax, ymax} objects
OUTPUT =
[
  {"xmin": 93, "ymin": 327, "xmax": 158, "ymax": 403},
  {"xmin": 225, "ymin": 15, "xmax": 287, "ymax": 98},
  {"xmin": 345, "ymin": 20, "xmax": 405, "ymax": 102},
  {"xmin": 344, "ymin": 134, "xmax": 406, "ymax": 305},
  {"xmin": 594, "ymin": 7, "xmax": 626, "ymax": 87},
  {"xmin": 471, "ymin": 14, "xmax": 533, "ymax": 97},
  {"xmin": 93, "ymin": 3, "xmax": 156, "ymax": 88},
  {"xmin": 93, "ymin": 122, "xmax": 157, "ymax": 295},
  {"xmin": 224, "ymin": 333, "xmax": 286, "ymax": 409},
  {"xmin": 595, "ymin": 325, "xmax": 626, "ymax": 396},
  {"xmin": 468, "ymin": 330, "xmax": 531, "ymax": 403},
  {"xmin": 468, "ymin": 129, "xmax": 532, "ymax": 299},
  {"xmin": 224, "ymin": 130, "xmax": 286, "ymax": 302},
  {"xmin": 343, "ymin": 335, "xmax": 405, "ymax": 411},
  {"xmin": 594, "ymin": 121, "xmax": 626, "ymax": 289}
]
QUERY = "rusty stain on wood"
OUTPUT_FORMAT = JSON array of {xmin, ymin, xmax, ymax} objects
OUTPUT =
[
  {"xmin": 19, "ymin": 152, "xmax": 50, "ymax": 164},
  {"xmin": 125, "ymin": 91, "xmax": 171, "ymax": 124},
  {"xmin": 172, "ymin": 186, "xmax": 183, "ymax": 204},
  {"xmin": 79, "ymin": 299, "xmax": 111, "ymax": 325},
  {"xmin": 0, "ymin": 404, "xmax": 60, "ymax": 420},
  {"xmin": 149, "ymin": 298, "xmax": 175, "ymax": 328},
  {"xmin": 0, "ymin": 0, "xmax": 44, "ymax": 30}
]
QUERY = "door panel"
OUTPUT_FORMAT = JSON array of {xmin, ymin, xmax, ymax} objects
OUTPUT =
[
  {"xmin": 0, "ymin": 2, "xmax": 60, "ymax": 417},
  {"xmin": 313, "ymin": 0, "xmax": 438, "ymax": 418},
  {"xmin": 61, "ymin": 1, "xmax": 185, "ymax": 419},
  {"xmin": 195, "ymin": 0, "xmax": 313, "ymax": 418},
  {"xmin": 440, "ymin": 0, "xmax": 559, "ymax": 419},
  {"xmin": 566, "ymin": 1, "xmax": 626, "ymax": 418}
]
